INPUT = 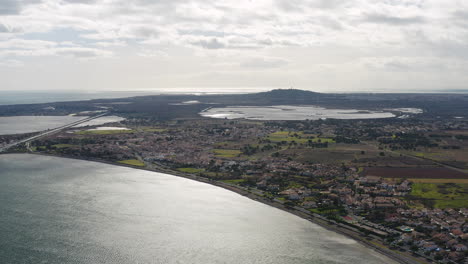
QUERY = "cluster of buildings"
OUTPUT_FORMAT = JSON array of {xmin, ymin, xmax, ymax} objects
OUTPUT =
[{"xmin": 392, "ymin": 208, "xmax": 468, "ymax": 262}]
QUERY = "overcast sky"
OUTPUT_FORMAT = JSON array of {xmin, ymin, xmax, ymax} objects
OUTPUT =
[{"xmin": 0, "ymin": 0, "xmax": 467, "ymax": 92}]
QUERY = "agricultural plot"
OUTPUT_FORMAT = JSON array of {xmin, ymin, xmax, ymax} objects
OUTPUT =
[
  {"xmin": 177, "ymin": 167, "xmax": 204, "ymax": 173},
  {"xmin": 405, "ymin": 149, "xmax": 468, "ymax": 170},
  {"xmin": 118, "ymin": 159, "xmax": 145, "ymax": 167},
  {"xmin": 284, "ymin": 148, "xmax": 356, "ymax": 164},
  {"xmin": 52, "ymin": 144, "xmax": 76, "ymax": 149},
  {"xmin": 221, "ymin": 179, "xmax": 246, "ymax": 184},
  {"xmin": 284, "ymin": 144, "xmax": 383, "ymax": 165},
  {"xmin": 212, "ymin": 149, "xmax": 241, "ymax": 158},
  {"xmin": 266, "ymin": 131, "xmax": 335, "ymax": 144},
  {"xmin": 410, "ymin": 183, "xmax": 468, "ymax": 208},
  {"xmin": 75, "ymin": 129, "xmax": 134, "ymax": 135},
  {"xmin": 407, "ymin": 178, "xmax": 468, "ymax": 184},
  {"xmin": 142, "ymin": 128, "xmax": 167, "ymax": 133},
  {"xmin": 363, "ymin": 167, "xmax": 468, "ymax": 179}
]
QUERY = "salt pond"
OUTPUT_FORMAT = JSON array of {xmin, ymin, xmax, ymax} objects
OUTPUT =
[{"xmin": 201, "ymin": 105, "xmax": 397, "ymax": 120}]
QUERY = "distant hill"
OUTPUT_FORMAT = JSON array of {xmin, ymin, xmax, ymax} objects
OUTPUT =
[
  {"xmin": 198, "ymin": 88, "xmax": 332, "ymax": 105},
  {"xmin": 256, "ymin": 89, "xmax": 322, "ymax": 98}
]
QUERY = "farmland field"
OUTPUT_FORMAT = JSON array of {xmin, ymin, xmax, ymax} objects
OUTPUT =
[
  {"xmin": 410, "ymin": 183, "xmax": 468, "ymax": 208},
  {"xmin": 402, "ymin": 147, "xmax": 468, "ymax": 169},
  {"xmin": 118, "ymin": 159, "xmax": 145, "ymax": 166},
  {"xmin": 76, "ymin": 129, "xmax": 134, "ymax": 135},
  {"xmin": 266, "ymin": 131, "xmax": 335, "ymax": 144},
  {"xmin": 212, "ymin": 149, "xmax": 241, "ymax": 158},
  {"xmin": 285, "ymin": 148, "xmax": 357, "ymax": 164},
  {"xmin": 363, "ymin": 167, "xmax": 467, "ymax": 179},
  {"xmin": 52, "ymin": 144, "xmax": 75, "ymax": 149},
  {"xmin": 142, "ymin": 128, "xmax": 167, "ymax": 132},
  {"xmin": 177, "ymin": 167, "xmax": 204, "ymax": 173}
]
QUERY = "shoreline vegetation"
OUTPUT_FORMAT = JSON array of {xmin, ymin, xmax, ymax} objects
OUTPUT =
[{"xmin": 2, "ymin": 152, "xmax": 429, "ymax": 264}]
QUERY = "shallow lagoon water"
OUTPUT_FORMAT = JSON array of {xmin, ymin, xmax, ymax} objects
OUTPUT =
[
  {"xmin": 0, "ymin": 154, "xmax": 396, "ymax": 264},
  {"xmin": 0, "ymin": 116, "xmax": 86, "ymax": 135},
  {"xmin": 73, "ymin": 115, "xmax": 126, "ymax": 128},
  {"xmin": 201, "ymin": 105, "xmax": 396, "ymax": 120},
  {"xmin": 0, "ymin": 115, "xmax": 126, "ymax": 135}
]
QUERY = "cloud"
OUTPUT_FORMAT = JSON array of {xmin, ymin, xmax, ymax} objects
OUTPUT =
[
  {"xmin": 357, "ymin": 57, "xmax": 468, "ymax": 72},
  {"xmin": 0, "ymin": 23, "xmax": 9, "ymax": 32},
  {"xmin": 0, "ymin": 0, "xmax": 41, "ymax": 15},
  {"xmin": 55, "ymin": 47, "xmax": 112, "ymax": 58},
  {"xmin": 137, "ymin": 49, "xmax": 169, "ymax": 58},
  {"xmin": 0, "ymin": 0, "xmax": 23, "ymax": 15},
  {"xmin": 363, "ymin": 14, "xmax": 425, "ymax": 25},
  {"xmin": 453, "ymin": 10, "xmax": 468, "ymax": 20},
  {"xmin": 275, "ymin": 0, "xmax": 345, "ymax": 12},
  {"xmin": 0, "ymin": 38, "xmax": 57, "ymax": 50},
  {"xmin": 190, "ymin": 38, "xmax": 226, "ymax": 49},
  {"xmin": 61, "ymin": 0, "xmax": 97, "ymax": 4},
  {"xmin": 0, "ymin": 59, "xmax": 23, "ymax": 67},
  {"xmin": 0, "ymin": 0, "xmax": 463, "ymax": 52},
  {"xmin": 240, "ymin": 57, "xmax": 289, "ymax": 68},
  {"xmin": 0, "ymin": 38, "xmax": 111, "ymax": 59},
  {"xmin": 94, "ymin": 40, "xmax": 126, "ymax": 47},
  {"xmin": 0, "ymin": 0, "xmax": 468, "ymax": 92},
  {"xmin": 120, "ymin": 25, "xmax": 161, "ymax": 39}
]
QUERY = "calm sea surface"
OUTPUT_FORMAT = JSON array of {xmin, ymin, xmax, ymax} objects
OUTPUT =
[{"xmin": 0, "ymin": 154, "xmax": 396, "ymax": 264}]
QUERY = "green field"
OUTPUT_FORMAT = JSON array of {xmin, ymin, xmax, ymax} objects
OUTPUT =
[
  {"xmin": 410, "ymin": 183, "xmax": 468, "ymax": 208},
  {"xmin": 267, "ymin": 131, "xmax": 334, "ymax": 144},
  {"xmin": 52, "ymin": 144, "xmax": 75, "ymax": 149},
  {"xmin": 212, "ymin": 149, "xmax": 241, "ymax": 158},
  {"xmin": 142, "ymin": 128, "xmax": 167, "ymax": 132},
  {"xmin": 76, "ymin": 129, "xmax": 134, "ymax": 135},
  {"xmin": 177, "ymin": 167, "xmax": 204, "ymax": 173},
  {"xmin": 118, "ymin": 159, "xmax": 145, "ymax": 167},
  {"xmin": 407, "ymin": 178, "xmax": 468, "ymax": 184},
  {"xmin": 221, "ymin": 179, "xmax": 246, "ymax": 184}
]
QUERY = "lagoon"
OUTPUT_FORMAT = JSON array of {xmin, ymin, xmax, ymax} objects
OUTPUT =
[
  {"xmin": 201, "ymin": 105, "xmax": 396, "ymax": 120},
  {"xmin": 0, "ymin": 154, "xmax": 396, "ymax": 264},
  {"xmin": 73, "ymin": 115, "xmax": 126, "ymax": 128},
  {"xmin": 0, "ymin": 116, "xmax": 86, "ymax": 135}
]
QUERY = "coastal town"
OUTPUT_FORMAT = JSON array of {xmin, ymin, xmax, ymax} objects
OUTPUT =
[{"xmin": 3, "ymin": 110, "xmax": 467, "ymax": 264}]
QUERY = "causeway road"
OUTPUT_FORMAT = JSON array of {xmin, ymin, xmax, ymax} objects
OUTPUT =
[{"xmin": 0, "ymin": 113, "xmax": 108, "ymax": 153}]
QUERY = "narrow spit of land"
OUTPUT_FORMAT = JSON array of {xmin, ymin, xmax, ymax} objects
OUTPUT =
[{"xmin": 18, "ymin": 152, "xmax": 428, "ymax": 264}]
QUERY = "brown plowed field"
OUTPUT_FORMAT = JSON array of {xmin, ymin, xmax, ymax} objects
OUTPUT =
[{"xmin": 363, "ymin": 167, "xmax": 468, "ymax": 179}]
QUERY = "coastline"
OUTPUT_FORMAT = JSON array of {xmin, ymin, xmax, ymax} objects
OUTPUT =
[{"xmin": 1, "ymin": 152, "xmax": 428, "ymax": 264}]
